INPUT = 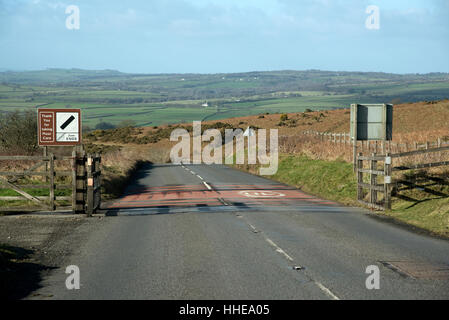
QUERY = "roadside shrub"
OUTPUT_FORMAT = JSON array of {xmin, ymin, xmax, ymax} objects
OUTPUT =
[
  {"xmin": 280, "ymin": 114, "xmax": 288, "ymax": 121},
  {"xmin": 0, "ymin": 110, "xmax": 38, "ymax": 154},
  {"xmin": 95, "ymin": 122, "xmax": 116, "ymax": 130},
  {"xmin": 117, "ymin": 120, "xmax": 137, "ymax": 128}
]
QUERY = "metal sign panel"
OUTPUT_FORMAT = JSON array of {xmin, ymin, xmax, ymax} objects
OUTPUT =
[
  {"xmin": 38, "ymin": 108, "xmax": 82, "ymax": 146},
  {"xmin": 350, "ymin": 104, "xmax": 393, "ymax": 141}
]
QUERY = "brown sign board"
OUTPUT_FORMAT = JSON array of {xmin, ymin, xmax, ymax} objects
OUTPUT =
[{"xmin": 38, "ymin": 108, "xmax": 82, "ymax": 146}]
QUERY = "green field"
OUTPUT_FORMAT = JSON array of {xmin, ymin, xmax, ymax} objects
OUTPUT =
[{"xmin": 1, "ymin": 69, "xmax": 448, "ymax": 128}]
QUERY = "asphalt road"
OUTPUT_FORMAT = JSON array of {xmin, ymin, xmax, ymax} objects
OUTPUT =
[{"xmin": 30, "ymin": 164, "xmax": 449, "ymax": 300}]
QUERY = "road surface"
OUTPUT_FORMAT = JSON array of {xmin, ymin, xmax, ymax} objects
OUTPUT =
[{"xmin": 30, "ymin": 164, "xmax": 449, "ymax": 300}]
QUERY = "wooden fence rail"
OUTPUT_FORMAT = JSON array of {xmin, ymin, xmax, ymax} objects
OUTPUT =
[
  {"xmin": 356, "ymin": 144, "xmax": 449, "ymax": 211},
  {"xmin": 0, "ymin": 149, "xmax": 101, "ymax": 215},
  {"xmin": 356, "ymin": 153, "xmax": 391, "ymax": 211},
  {"xmin": 301, "ymin": 130, "xmax": 449, "ymax": 153}
]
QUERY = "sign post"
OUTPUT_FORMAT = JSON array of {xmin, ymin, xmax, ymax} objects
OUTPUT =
[
  {"xmin": 38, "ymin": 108, "xmax": 82, "ymax": 146},
  {"xmin": 350, "ymin": 104, "xmax": 393, "ymax": 171},
  {"xmin": 38, "ymin": 108, "xmax": 83, "ymax": 213}
]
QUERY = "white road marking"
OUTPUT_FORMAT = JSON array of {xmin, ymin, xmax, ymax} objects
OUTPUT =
[
  {"xmin": 203, "ymin": 182, "xmax": 212, "ymax": 190},
  {"xmin": 265, "ymin": 238, "xmax": 294, "ymax": 262},
  {"xmin": 196, "ymin": 175, "xmax": 204, "ymax": 180},
  {"xmin": 218, "ymin": 198, "xmax": 229, "ymax": 206},
  {"xmin": 314, "ymin": 281, "xmax": 340, "ymax": 300},
  {"xmin": 239, "ymin": 216, "xmax": 341, "ymax": 301},
  {"xmin": 239, "ymin": 190, "xmax": 286, "ymax": 198},
  {"xmin": 248, "ymin": 223, "xmax": 259, "ymax": 233}
]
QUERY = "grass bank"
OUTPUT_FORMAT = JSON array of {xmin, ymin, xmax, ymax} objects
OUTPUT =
[{"xmin": 233, "ymin": 154, "xmax": 449, "ymax": 238}]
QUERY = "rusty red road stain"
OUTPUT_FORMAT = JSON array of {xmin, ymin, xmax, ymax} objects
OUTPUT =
[{"xmin": 107, "ymin": 184, "xmax": 337, "ymax": 209}]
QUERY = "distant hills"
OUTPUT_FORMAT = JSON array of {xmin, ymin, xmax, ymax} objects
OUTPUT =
[{"xmin": 1, "ymin": 68, "xmax": 448, "ymax": 127}]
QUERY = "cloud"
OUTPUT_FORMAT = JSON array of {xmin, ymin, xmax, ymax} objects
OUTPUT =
[{"xmin": 0, "ymin": 0, "xmax": 448, "ymax": 73}]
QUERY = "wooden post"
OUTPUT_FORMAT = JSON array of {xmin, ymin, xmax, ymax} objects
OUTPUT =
[
  {"xmin": 384, "ymin": 153, "xmax": 392, "ymax": 210},
  {"xmin": 370, "ymin": 153, "xmax": 377, "ymax": 207},
  {"xmin": 95, "ymin": 153, "xmax": 101, "ymax": 212},
  {"xmin": 86, "ymin": 154, "xmax": 93, "ymax": 217},
  {"xmin": 43, "ymin": 146, "xmax": 48, "ymax": 183},
  {"xmin": 357, "ymin": 153, "xmax": 363, "ymax": 202},
  {"xmin": 49, "ymin": 153, "xmax": 55, "ymax": 211},
  {"xmin": 73, "ymin": 145, "xmax": 86, "ymax": 214},
  {"xmin": 81, "ymin": 147, "xmax": 86, "ymax": 213},
  {"xmin": 353, "ymin": 139, "xmax": 358, "ymax": 173},
  {"xmin": 72, "ymin": 148, "xmax": 77, "ymax": 212}
]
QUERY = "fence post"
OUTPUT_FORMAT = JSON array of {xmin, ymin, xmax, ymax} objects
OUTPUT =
[
  {"xmin": 86, "ymin": 154, "xmax": 93, "ymax": 217},
  {"xmin": 72, "ymin": 148, "xmax": 77, "ymax": 212},
  {"xmin": 357, "ymin": 153, "xmax": 363, "ymax": 202},
  {"xmin": 72, "ymin": 145, "xmax": 86, "ymax": 214},
  {"xmin": 95, "ymin": 153, "xmax": 101, "ymax": 212},
  {"xmin": 353, "ymin": 139, "xmax": 358, "ymax": 173},
  {"xmin": 49, "ymin": 153, "xmax": 55, "ymax": 211},
  {"xmin": 43, "ymin": 146, "xmax": 48, "ymax": 183},
  {"xmin": 384, "ymin": 152, "xmax": 392, "ymax": 210},
  {"xmin": 370, "ymin": 153, "xmax": 377, "ymax": 207}
]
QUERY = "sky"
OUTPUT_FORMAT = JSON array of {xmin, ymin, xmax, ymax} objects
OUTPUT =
[{"xmin": 0, "ymin": 0, "xmax": 448, "ymax": 74}]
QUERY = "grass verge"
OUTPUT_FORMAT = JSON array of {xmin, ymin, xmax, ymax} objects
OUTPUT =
[{"xmin": 233, "ymin": 154, "xmax": 449, "ymax": 238}]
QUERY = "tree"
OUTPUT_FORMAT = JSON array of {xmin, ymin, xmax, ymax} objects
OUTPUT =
[{"xmin": 0, "ymin": 110, "xmax": 38, "ymax": 154}]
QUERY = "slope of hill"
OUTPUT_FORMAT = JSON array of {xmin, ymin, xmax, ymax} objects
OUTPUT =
[
  {"xmin": 1, "ymin": 69, "xmax": 449, "ymax": 128},
  {"xmin": 137, "ymin": 99, "xmax": 449, "ymax": 143}
]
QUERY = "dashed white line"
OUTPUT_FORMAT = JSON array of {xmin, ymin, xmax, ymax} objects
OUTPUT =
[
  {"xmin": 265, "ymin": 238, "xmax": 294, "ymax": 262},
  {"xmin": 203, "ymin": 181, "xmax": 212, "ymax": 190},
  {"xmin": 314, "ymin": 281, "xmax": 340, "ymax": 300},
  {"xmin": 264, "ymin": 237, "xmax": 340, "ymax": 300},
  {"xmin": 248, "ymin": 223, "xmax": 259, "ymax": 233},
  {"xmin": 196, "ymin": 175, "xmax": 204, "ymax": 180},
  {"xmin": 238, "ymin": 215, "xmax": 341, "ymax": 301}
]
